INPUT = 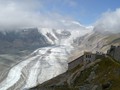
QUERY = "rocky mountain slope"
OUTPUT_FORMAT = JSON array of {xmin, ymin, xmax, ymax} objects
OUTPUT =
[
  {"xmin": 0, "ymin": 28, "xmax": 50, "ymax": 54},
  {"xmin": 69, "ymin": 31, "xmax": 120, "ymax": 61},
  {"xmin": 31, "ymin": 56, "xmax": 120, "ymax": 90}
]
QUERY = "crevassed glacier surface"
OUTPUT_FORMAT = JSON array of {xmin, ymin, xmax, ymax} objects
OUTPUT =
[{"xmin": 0, "ymin": 27, "xmax": 92, "ymax": 90}]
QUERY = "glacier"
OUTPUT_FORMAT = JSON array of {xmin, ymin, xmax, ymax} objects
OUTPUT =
[{"xmin": 0, "ymin": 27, "xmax": 93, "ymax": 90}]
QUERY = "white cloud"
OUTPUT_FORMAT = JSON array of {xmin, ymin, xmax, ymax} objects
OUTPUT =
[
  {"xmin": 0, "ymin": 0, "xmax": 40, "ymax": 29},
  {"xmin": 94, "ymin": 8, "xmax": 120, "ymax": 33},
  {"xmin": 0, "ymin": 0, "xmax": 79, "ymax": 30}
]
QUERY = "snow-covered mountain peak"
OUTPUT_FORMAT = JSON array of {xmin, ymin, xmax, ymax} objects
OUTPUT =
[{"xmin": 38, "ymin": 27, "xmax": 93, "ymax": 46}]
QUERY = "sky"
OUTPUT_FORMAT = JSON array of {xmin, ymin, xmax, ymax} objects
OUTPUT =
[
  {"xmin": 39, "ymin": 0, "xmax": 120, "ymax": 25},
  {"xmin": 0, "ymin": 0, "xmax": 120, "ymax": 32}
]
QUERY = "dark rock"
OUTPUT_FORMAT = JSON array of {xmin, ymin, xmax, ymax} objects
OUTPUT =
[{"xmin": 102, "ymin": 82, "xmax": 111, "ymax": 89}]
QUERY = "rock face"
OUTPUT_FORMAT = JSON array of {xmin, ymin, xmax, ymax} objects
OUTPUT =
[
  {"xmin": 107, "ymin": 45, "xmax": 120, "ymax": 61},
  {"xmin": 0, "ymin": 28, "xmax": 50, "ymax": 54}
]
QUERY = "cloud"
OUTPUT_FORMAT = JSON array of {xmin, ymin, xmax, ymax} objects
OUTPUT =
[
  {"xmin": 94, "ymin": 8, "xmax": 120, "ymax": 33},
  {"xmin": 0, "ymin": 0, "xmax": 80, "ymax": 30},
  {"xmin": 0, "ymin": 0, "xmax": 40, "ymax": 29}
]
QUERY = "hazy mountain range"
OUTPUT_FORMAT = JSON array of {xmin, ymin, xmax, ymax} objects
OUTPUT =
[{"xmin": 0, "ymin": 21, "xmax": 120, "ymax": 90}]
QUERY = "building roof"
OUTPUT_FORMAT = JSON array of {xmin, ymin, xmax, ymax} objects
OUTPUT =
[{"xmin": 84, "ymin": 51, "xmax": 93, "ymax": 55}]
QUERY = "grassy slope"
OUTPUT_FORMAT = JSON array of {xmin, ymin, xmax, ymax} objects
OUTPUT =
[
  {"xmin": 74, "ymin": 57, "xmax": 120, "ymax": 90},
  {"xmin": 31, "ymin": 57, "xmax": 120, "ymax": 90}
]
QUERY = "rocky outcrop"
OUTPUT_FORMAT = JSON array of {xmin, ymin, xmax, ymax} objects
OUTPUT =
[{"xmin": 107, "ymin": 45, "xmax": 120, "ymax": 61}]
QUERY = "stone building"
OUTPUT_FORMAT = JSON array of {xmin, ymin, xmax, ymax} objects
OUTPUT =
[
  {"xmin": 68, "ymin": 51, "xmax": 105, "ymax": 70},
  {"xmin": 68, "ymin": 55, "xmax": 84, "ymax": 70},
  {"xmin": 107, "ymin": 45, "xmax": 120, "ymax": 61},
  {"xmin": 68, "ymin": 52, "xmax": 97, "ymax": 70},
  {"xmin": 83, "ymin": 52, "xmax": 96, "ymax": 64}
]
